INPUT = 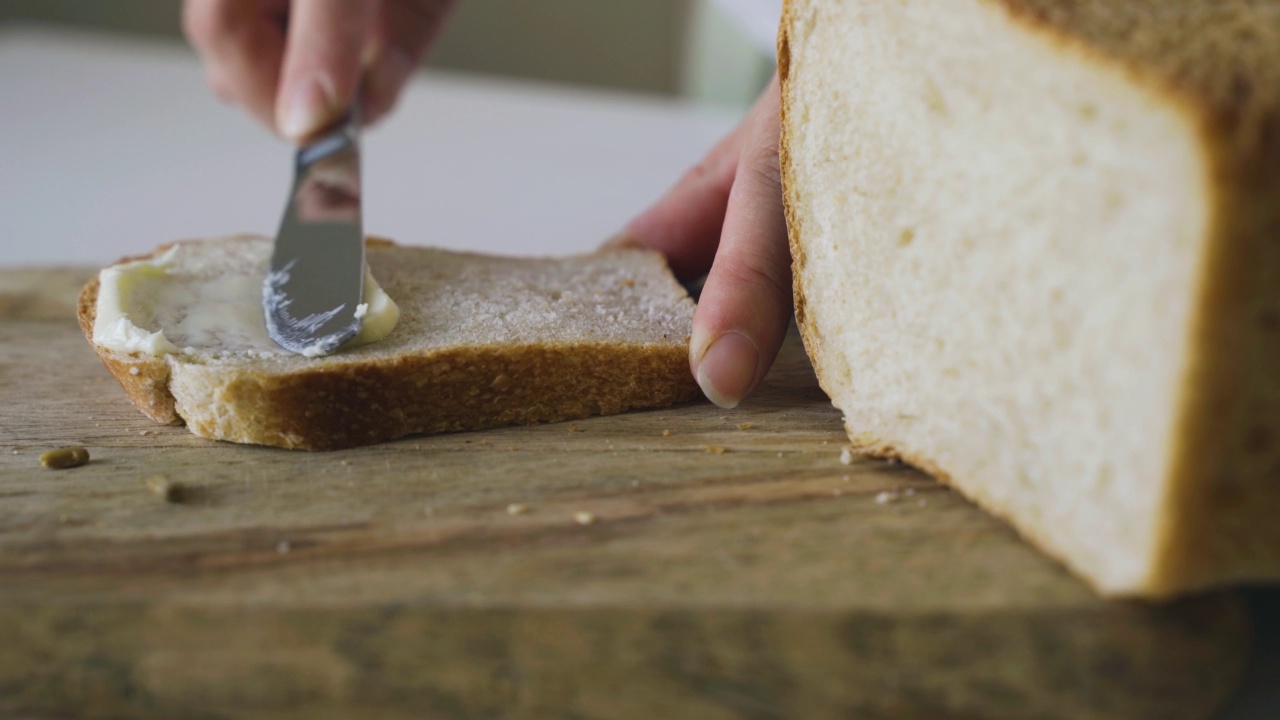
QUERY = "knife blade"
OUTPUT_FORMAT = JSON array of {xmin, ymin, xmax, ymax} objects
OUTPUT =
[{"xmin": 263, "ymin": 104, "xmax": 365, "ymax": 357}]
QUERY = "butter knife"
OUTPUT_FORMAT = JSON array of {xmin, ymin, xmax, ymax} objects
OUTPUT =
[{"xmin": 263, "ymin": 104, "xmax": 365, "ymax": 357}]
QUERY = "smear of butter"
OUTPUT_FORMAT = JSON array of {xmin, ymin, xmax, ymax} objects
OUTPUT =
[{"xmin": 93, "ymin": 245, "xmax": 398, "ymax": 357}]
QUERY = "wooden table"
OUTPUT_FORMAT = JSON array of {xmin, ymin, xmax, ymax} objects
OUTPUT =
[{"xmin": 0, "ymin": 268, "xmax": 1263, "ymax": 720}]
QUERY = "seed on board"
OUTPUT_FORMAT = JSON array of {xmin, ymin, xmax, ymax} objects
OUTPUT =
[
  {"xmin": 737, "ymin": 422, "xmax": 755, "ymax": 430},
  {"xmin": 839, "ymin": 448, "xmax": 854, "ymax": 465},
  {"xmin": 39, "ymin": 446, "xmax": 89, "ymax": 470},
  {"xmin": 507, "ymin": 503, "xmax": 529, "ymax": 516},
  {"xmin": 662, "ymin": 429, "xmax": 672, "ymax": 437},
  {"xmin": 574, "ymin": 511, "xmax": 596, "ymax": 525},
  {"xmin": 704, "ymin": 445, "xmax": 727, "ymax": 455},
  {"xmin": 144, "ymin": 475, "xmax": 187, "ymax": 503}
]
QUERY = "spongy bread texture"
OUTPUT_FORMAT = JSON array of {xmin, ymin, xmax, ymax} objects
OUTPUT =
[
  {"xmin": 780, "ymin": 0, "xmax": 1280, "ymax": 597},
  {"xmin": 78, "ymin": 236, "xmax": 699, "ymax": 450}
]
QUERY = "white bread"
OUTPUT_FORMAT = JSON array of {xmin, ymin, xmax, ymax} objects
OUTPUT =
[
  {"xmin": 78, "ymin": 236, "xmax": 699, "ymax": 450},
  {"xmin": 780, "ymin": 0, "xmax": 1280, "ymax": 597}
]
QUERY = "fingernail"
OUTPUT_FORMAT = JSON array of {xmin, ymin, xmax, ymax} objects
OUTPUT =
[
  {"xmin": 694, "ymin": 331, "xmax": 760, "ymax": 409},
  {"xmin": 280, "ymin": 75, "xmax": 336, "ymax": 140}
]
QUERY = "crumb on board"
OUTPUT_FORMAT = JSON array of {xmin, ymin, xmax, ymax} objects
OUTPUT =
[
  {"xmin": 737, "ymin": 422, "xmax": 755, "ymax": 430},
  {"xmin": 139, "ymin": 430, "xmax": 150, "ymax": 436},
  {"xmin": 39, "ymin": 446, "xmax": 89, "ymax": 470},
  {"xmin": 144, "ymin": 475, "xmax": 186, "ymax": 503},
  {"xmin": 480, "ymin": 439, "xmax": 491, "ymax": 446},
  {"xmin": 875, "ymin": 491, "xmax": 898, "ymax": 505},
  {"xmin": 704, "ymin": 445, "xmax": 727, "ymax": 455},
  {"xmin": 839, "ymin": 448, "xmax": 854, "ymax": 465},
  {"xmin": 569, "ymin": 425, "xmax": 582, "ymax": 433},
  {"xmin": 507, "ymin": 503, "xmax": 529, "ymax": 516},
  {"xmin": 574, "ymin": 511, "xmax": 596, "ymax": 525},
  {"xmin": 662, "ymin": 429, "xmax": 671, "ymax": 437}
]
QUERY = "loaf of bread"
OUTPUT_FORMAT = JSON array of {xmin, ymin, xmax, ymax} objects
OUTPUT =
[
  {"xmin": 78, "ymin": 236, "xmax": 698, "ymax": 450},
  {"xmin": 780, "ymin": 0, "xmax": 1280, "ymax": 597}
]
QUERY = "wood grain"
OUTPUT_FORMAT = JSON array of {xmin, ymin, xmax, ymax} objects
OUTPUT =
[{"xmin": 0, "ymin": 268, "xmax": 1250, "ymax": 720}]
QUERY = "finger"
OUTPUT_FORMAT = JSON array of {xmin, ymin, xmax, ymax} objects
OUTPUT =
[
  {"xmin": 690, "ymin": 76, "xmax": 790, "ymax": 409},
  {"xmin": 276, "ymin": 0, "xmax": 378, "ymax": 140},
  {"xmin": 363, "ymin": 0, "xmax": 458, "ymax": 127},
  {"xmin": 183, "ymin": 0, "xmax": 288, "ymax": 129},
  {"xmin": 614, "ymin": 119, "xmax": 748, "ymax": 281}
]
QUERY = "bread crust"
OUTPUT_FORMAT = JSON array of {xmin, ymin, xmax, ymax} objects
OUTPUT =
[
  {"xmin": 779, "ymin": 0, "xmax": 1280, "ymax": 596},
  {"xmin": 78, "ymin": 239, "xmax": 700, "ymax": 450}
]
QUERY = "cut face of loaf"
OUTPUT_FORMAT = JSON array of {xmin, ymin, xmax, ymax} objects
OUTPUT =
[
  {"xmin": 780, "ymin": 0, "xmax": 1280, "ymax": 597},
  {"xmin": 78, "ymin": 236, "xmax": 699, "ymax": 450}
]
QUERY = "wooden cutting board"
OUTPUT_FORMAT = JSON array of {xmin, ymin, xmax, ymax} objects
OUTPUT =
[{"xmin": 0, "ymin": 267, "xmax": 1251, "ymax": 720}]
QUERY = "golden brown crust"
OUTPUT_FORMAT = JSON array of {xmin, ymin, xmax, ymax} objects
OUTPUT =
[
  {"xmin": 181, "ymin": 342, "xmax": 697, "ymax": 451},
  {"xmin": 777, "ymin": 0, "xmax": 824, "ymax": 402},
  {"xmin": 79, "ymin": 239, "xmax": 701, "ymax": 451}
]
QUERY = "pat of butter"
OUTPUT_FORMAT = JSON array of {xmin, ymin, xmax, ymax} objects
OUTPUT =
[{"xmin": 93, "ymin": 245, "xmax": 399, "ymax": 356}]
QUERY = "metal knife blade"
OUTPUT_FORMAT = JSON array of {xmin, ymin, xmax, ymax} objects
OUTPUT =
[{"xmin": 263, "ymin": 105, "xmax": 365, "ymax": 357}]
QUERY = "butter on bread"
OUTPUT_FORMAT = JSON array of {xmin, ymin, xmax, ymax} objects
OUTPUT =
[
  {"xmin": 78, "ymin": 235, "xmax": 699, "ymax": 450},
  {"xmin": 780, "ymin": 0, "xmax": 1280, "ymax": 597}
]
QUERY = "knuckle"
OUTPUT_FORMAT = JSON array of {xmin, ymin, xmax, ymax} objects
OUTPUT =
[{"xmin": 717, "ymin": 251, "xmax": 792, "ymax": 304}]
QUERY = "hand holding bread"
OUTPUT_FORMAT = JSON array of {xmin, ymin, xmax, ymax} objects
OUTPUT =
[{"xmin": 183, "ymin": 2, "xmax": 795, "ymax": 410}]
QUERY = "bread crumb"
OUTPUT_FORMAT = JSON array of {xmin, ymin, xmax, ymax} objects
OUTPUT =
[
  {"xmin": 875, "ymin": 491, "xmax": 897, "ymax": 505},
  {"xmin": 129, "ymin": 366, "xmax": 140, "ymax": 376},
  {"xmin": 507, "ymin": 503, "xmax": 529, "ymax": 516},
  {"xmin": 139, "ymin": 430, "xmax": 150, "ymax": 436},
  {"xmin": 144, "ymin": 475, "xmax": 186, "ymax": 503},
  {"xmin": 777, "ymin": 452, "xmax": 783, "ymax": 458},
  {"xmin": 832, "ymin": 489, "xmax": 843, "ymax": 497},
  {"xmin": 839, "ymin": 448, "xmax": 854, "ymax": 465},
  {"xmin": 662, "ymin": 429, "xmax": 671, "ymax": 437},
  {"xmin": 574, "ymin": 511, "xmax": 596, "ymax": 525},
  {"xmin": 276, "ymin": 540, "xmax": 291, "ymax": 554},
  {"xmin": 737, "ymin": 422, "xmax": 755, "ymax": 430},
  {"xmin": 704, "ymin": 445, "xmax": 727, "ymax": 455},
  {"xmin": 39, "ymin": 446, "xmax": 89, "ymax": 470},
  {"xmin": 479, "ymin": 439, "xmax": 490, "ymax": 446}
]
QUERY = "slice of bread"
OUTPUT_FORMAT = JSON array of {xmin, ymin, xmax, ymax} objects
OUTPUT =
[
  {"xmin": 780, "ymin": 0, "xmax": 1280, "ymax": 597},
  {"xmin": 78, "ymin": 236, "xmax": 699, "ymax": 450}
]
